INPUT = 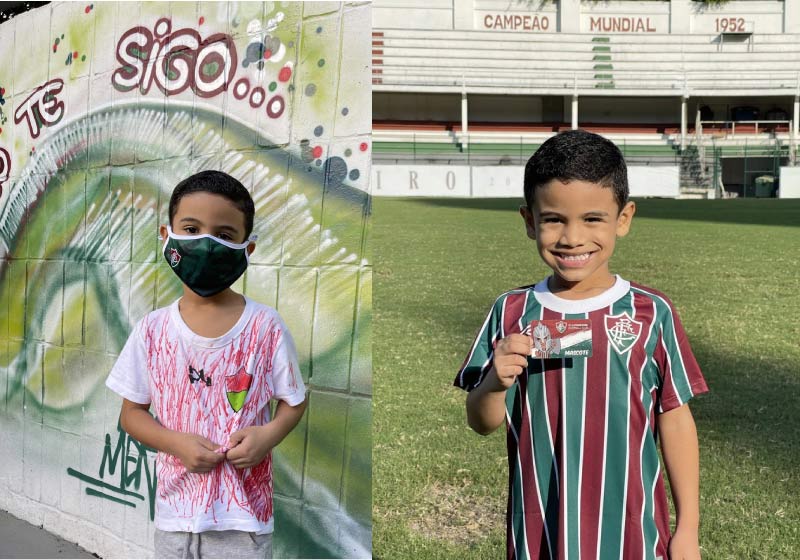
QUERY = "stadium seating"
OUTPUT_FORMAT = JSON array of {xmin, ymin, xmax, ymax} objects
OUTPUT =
[{"xmin": 373, "ymin": 30, "xmax": 800, "ymax": 95}]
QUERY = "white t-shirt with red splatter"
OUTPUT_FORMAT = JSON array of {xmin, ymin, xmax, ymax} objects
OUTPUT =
[{"xmin": 106, "ymin": 297, "xmax": 306, "ymax": 534}]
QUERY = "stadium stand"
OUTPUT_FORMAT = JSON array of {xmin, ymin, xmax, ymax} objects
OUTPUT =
[{"xmin": 372, "ymin": 0, "xmax": 800, "ymax": 199}]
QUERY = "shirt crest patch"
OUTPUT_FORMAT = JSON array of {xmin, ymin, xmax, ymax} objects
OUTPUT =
[{"xmin": 604, "ymin": 312, "xmax": 642, "ymax": 354}]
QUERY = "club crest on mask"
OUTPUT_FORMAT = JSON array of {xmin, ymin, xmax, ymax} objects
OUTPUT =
[{"xmin": 168, "ymin": 248, "xmax": 181, "ymax": 267}]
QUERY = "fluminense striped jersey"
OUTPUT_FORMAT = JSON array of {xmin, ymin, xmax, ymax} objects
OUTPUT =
[{"xmin": 455, "ymin": 276, "xmax": 708, "ymax": 560}]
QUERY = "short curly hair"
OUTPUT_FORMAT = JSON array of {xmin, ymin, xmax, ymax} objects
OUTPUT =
[{"xmin": 523, "ymin": 129, "xmax": 629, "ymax": 212}]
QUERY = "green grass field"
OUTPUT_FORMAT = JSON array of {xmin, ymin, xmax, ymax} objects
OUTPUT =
[{"xmin": 373, "ymin": 198, "xmax": 800, "ymax": 559}]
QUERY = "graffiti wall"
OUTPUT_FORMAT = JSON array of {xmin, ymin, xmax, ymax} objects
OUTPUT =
[{"xmin": 0, "ymin": 2, "xmax": 371, "ymax": 558}]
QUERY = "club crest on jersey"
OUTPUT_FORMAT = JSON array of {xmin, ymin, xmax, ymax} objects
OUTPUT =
[
  {"xmin": 556, "ymin": 321, "xmax": 567, "ymax": 334},
  {"xmin": 168, "ymin": 248, "xmax": 181, "ymax": 268},
  {"xmin": 605, "ymin": 312, "xmax": 642, "ymax": 354}
]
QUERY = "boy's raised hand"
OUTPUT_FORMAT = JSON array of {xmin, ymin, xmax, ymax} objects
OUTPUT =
[
  {"xmin": 487, "ymin": 334, "xmax": 533, "ymax": 390},
  {"xmin": 173, "ymin": 433, "xmax": 226, "ymax": 473},
  {"xmin": 465, "ymin": 333, "xmax": 532, "ymax": 435}
]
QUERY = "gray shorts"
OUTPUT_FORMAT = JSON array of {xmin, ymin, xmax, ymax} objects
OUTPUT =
[{"xmin": 154, "ymin": 528, "xmax": 272, "ymax": 559}]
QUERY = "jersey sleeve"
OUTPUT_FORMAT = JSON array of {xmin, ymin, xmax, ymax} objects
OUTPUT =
[
  {"xmin": 269, "ymin": 320, "xmax": 307, "ymax": 407},
  {"xmin": 454, "ymin": 298, "xmax": 503, "ymax": 392},
  {"xmin": 653, "ymin": 300, "xmax": 709, "ymax": 413},
  {"xmin": 105, "ymin": 320, "xmax": 151, "ymax": 405}
]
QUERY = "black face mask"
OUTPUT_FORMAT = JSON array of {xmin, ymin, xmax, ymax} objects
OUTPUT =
[{"xmin": 162, "ymin": 226, "xmax": 255, "ymax": 297}]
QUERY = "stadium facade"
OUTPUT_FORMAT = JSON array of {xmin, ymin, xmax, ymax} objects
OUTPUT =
[{"xmin": 371, "ymin": 0, "xmax": 800, "ymax": 199}]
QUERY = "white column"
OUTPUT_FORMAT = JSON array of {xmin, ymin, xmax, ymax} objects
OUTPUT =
[
  {"xmin": 786, "ymin": 0, "xmax": 800, "ymax": 33},
  {"xmin": 461, "ymin": 89, "xmax": 469, "ymax": 148},
  {"xmin": 681, "ymin": 95, "xmax": 688, "ymax": 151},
  {"xmin": 559, "ymin": 0, "xmax": 581, "ymax": 33},
  {"xmin": 793, "ymin": 95, "xmax": 799, "ymax": 164},
  {"xmin": 571, "ymin": 95, "xmax": 579, "ymax": 130},
  {"xmin": 453, "ymin": 0, "xmax": 475, "ymax": 30},
  {"xmin": 669, "ymin": 0, "xmax": 691, "ymax": 34}
]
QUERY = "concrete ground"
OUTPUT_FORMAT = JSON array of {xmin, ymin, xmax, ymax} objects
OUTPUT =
[{"xmin": 0, "ymin": 510, "xmax": 95, "ymax": 559}]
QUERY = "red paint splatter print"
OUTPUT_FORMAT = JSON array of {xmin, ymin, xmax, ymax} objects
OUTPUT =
[{"xmin": 106, "ymin": 298, "xmax": 306, "ymax": 533}]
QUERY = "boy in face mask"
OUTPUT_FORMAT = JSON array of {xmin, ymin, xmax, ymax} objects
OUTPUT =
[{"xmin": 106, "ymin": 170, "xmax": 307, "ymax": 559}]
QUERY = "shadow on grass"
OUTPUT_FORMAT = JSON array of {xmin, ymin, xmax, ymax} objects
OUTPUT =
[
  {"xmin": 687, "ymin": 344, "xmax": 799, "ymax": 475},
  {"xmin": 381, "ymin": 197, "xmax": 800, "ymax": 228}
]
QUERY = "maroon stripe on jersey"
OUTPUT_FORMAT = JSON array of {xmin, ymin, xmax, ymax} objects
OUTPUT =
[
  {"xmin": 580, "ymin": 306, "xmax": 611, "ymax": 560},
  {"xmin": 517, "ymin": 370, "xmax": 547, "ymax": 560},
  {"xmin": 507, "ymin": 426, "xmax": 517, "ymax": 560},
  {"xmin": 539, "ymin": 308, "xmax": 564, "ymax": 560},
  {"xmin": 622, "ymin": 292, "xmax": 654, "ymax": 560},
  {"xmin": 503, "ymin": 291, "xmax": 528, "ymax": 337},
  {"xmin": 653, "ymin": 477, "xmax": 672, "ymax": 557}
]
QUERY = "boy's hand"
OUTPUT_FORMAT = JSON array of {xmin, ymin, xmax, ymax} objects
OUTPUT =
[
  {"xmin": 486, "ymin": 334, "xmax": 532, "ymax": 391},
  {"xmin": 669, "ymin": 527, "xmax": 701, "ymax": 560},
  {"xmin": 225, "ymin": 425, "xmax": 280, "ymax": 469},
  {"xmin": 173, "ymin": 434, "xmax": 226, "ymax": 473}
]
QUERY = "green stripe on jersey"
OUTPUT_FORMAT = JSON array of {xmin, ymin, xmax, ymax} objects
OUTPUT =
[
  {"xmin": 598, "ymin": 294, "xmax": 635, "ymax": 559},
  {"xmin": 527, "ymin": 307, "xmax": 559, "ymax": 556},
  {"xmin": 564, "ymin": 312, "xmax": 587, "ymax": 559},
  {"xmin": 659, "ymin": 303, "xmax": 692, "ymax": 400},
  {"xmin": 507, "ymin": 383, "xmax": 529, "ymax": 560},
  {"xmin": 640, "ymin": 386, "xmax": 661, "ymax": 559}
]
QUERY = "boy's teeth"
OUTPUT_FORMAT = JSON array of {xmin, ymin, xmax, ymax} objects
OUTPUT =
[{"xmin": 561, "ymin": 253, "xmax": 589, "ymax": 261}]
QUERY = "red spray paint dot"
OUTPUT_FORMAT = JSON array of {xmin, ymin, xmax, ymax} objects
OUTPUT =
[
  {"xmin": 1, "ymin": 88, "xmax": 6, "ymax": 96},
  {"xmin": 312, "ymin": 146, "xmax": 323, "ymax": 159},
  {"xmin": 199, "ymin": 16, "xmax": 205, "ymax": 25},
  {"xmin": 0, "ymin": 128, "xmax": 3, "ymax": 135},
  {"xmin": 73, "ymin": 51, "xmax": 78, "ymax": 58},
  {"xmin": 359, "ymin": 142, "xmax": 368, "ymax": 152},
  {"xmin": 85, "ymin": 5, "xmax": 91, "ymax": 13},
  {"xmin": 264, "ymin": 50, "xmax": 272, "ymax": 59},
  {"xmin": 278, "ymin": 66, "xmax": 292, "ymax": 82}
]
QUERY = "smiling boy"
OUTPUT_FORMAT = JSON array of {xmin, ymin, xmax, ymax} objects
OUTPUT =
[
  {"xmin": 106, "ymin": 170, "xmax": 307, "ymax": 558},
  {"xmin": 455, "ymin": 130, "xmax": 708, "ymax": 560}
]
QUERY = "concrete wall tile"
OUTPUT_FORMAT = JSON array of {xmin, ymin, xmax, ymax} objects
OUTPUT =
[
  {"xmin": 277, "ymin": 266, "xmax": 317, "ymax": 380},
  {"xmin": 302, "ymin": 391, "xmax": 347, "ymax": 508},
  {"xmin": 23, "ymin": 420, "xmax": 43, "ymax": 502},
  {"xmin": 243, "ymin": 263, "xmax": 279, "ymax": 308},
  {"xmin": 8, "ymin": 259, "xmax": 27, "ymax": 341},
  {"xmin": 350, "ymin": 268, "xmax": 371, "ymax": 395},
  {"xmin": 83, "ymin": 263, "xmax": 109, "ymax": 351},
  {"xmin": 63, "ymin": 262, "xmax": 86, "ymax": 347},
  {"xmin": 4, "ymin": 411, "xmax": 25, "ymax": 494},
  {"xmin": 60, "ymin": 431, "xmax": 83, "ymax": 516},
  {"xmin": 342, "ymin": 396, "xmax": 371, "ymax": 525},
  {"xmin": 312, "ymin": 266, "xmax": 359, "ymax": 389},
  {"xmin": 12, "ymin": 9, "xmax": 50, "ymax": 95},
  {"xmin": 273, "ymin": 496, "xmax": 302, "ymax": 558},
  {"xmin": 274, "ymin": 408, "xmax": 309, "ymax": 501},
  {"xmin": 334, "ymin": 5, "xmax": 371, "ymax": 139},
  {"xmin": 40, "ymin": 424, "xmax": 63, "ymax": 507}
]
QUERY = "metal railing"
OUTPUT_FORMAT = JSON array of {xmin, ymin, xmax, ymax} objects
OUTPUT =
[{"xmin": 698, "ymin": 119, "xmax": 791, "ymax": 137}]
